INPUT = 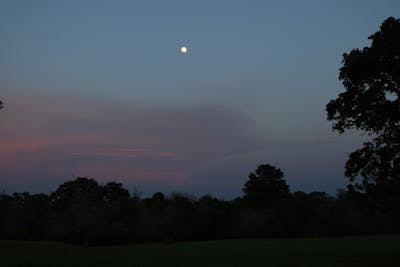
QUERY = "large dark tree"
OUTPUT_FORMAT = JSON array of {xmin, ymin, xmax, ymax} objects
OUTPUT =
[
  {"xmin": 326, "ymin": 17, "xmax": 400, "ymax": 202},
  {"xmin": 243, "ymin": 163, "xmax": 290, "ymax": 207},
  {"xmin": 50, "ymin": 177, "xmax": 105, "ymax": 246}
]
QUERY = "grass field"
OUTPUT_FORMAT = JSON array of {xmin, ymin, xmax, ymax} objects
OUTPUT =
[{"xmin": 1, "ymin": 236, "xmax": 399, "ymax": 267}]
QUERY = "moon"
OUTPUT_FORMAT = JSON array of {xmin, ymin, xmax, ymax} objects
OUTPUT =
[{"xmin": 180, "ymin": 46, "xmax": 188, "ymax": 54}]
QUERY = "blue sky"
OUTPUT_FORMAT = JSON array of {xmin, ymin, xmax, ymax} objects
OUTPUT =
[{"xmin": 1, "ymin": 0, "xmax": 399, "ymax": 198}]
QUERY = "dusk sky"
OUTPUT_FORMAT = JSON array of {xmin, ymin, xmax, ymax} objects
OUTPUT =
[{"xmin": 1, "ymin": 1, "xmax": 399, "ymax": 198}]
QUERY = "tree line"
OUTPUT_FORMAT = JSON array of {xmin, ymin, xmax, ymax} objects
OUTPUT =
[
  {"xmin": 0, "ymin": 17, "xmax": 399, "ymax": 246},
  {"xmin": 0, "ymin": 163, "xmax": 399, "ymax": 246}
]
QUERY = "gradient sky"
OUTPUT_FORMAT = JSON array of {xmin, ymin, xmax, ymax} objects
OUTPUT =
[{"xmin": 1, "ymin": 0, "xmax": 399, "ymax": 198}]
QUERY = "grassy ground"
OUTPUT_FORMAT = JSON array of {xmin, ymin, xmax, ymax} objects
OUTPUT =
[{"xmin": 1, "ymin": 235, "xmax": 399, "ymax": 267}]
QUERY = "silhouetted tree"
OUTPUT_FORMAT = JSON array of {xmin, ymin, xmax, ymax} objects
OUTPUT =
[
  {"xmin": 0, "ymin": 192, "xmax": 50, "ymax": 240},
  {"xmin": 0, "ymin": 100, "xmax": 3, "ymax": 110},
  {"xmin": 194, "ymin": 195, "xmax": 231, "ymax": 240},
  {"xmin": 100, "ymin": 182, "xmax": 131, "ymax": 243},
  {"xmin": 51, "ymin": 177, "xmax": 105, "ymax": 246},
  {"xmin": 326, "ymin": 17, "xmax": 400, "ymax": 186},
  {"xmin": 326, "ymin": 17, "xmax": 400, "ymax": 226},
  {"xmin": 152, "ymin": 192, "xmax": 165, "ymax": 202},
  {"xmin": 1, "ymin": 172, "xmax": 398, "ymax": 243},
  {"xmin": 273, "ymin": 191, "xmax": 329, "ymax": 237},
  {"xmin": 243, "ymin": 163, "xmax": 290, "ymax": 207},
  {"xmin": 164, "ymin": 193, "xmax": 196, "ymax": 241}
]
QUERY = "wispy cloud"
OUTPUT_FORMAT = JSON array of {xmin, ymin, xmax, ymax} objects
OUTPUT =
[
  {"xmin": 69, "ymin": 147, "xmax": 175, "ymax": 158},
  {"xmin": 0, "ymin": 90, "xmax": 265, "ymax": 190}
]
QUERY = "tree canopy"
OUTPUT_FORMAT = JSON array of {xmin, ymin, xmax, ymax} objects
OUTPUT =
[
  {"xmin": 1, "ymin": 171, "xmax": 398, "ymax": 244},
  {"xmin": 242, "ymin": 163, "xmax": 290, "ymax": 207},
  {"xmin": 326, "ymin": 17, "xmax": 400, "ymax": 195}
]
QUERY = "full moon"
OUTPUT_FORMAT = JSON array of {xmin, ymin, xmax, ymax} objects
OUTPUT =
[{"xmin": 180, "ymin": 46, "xmax": 188, "ymax": 53}]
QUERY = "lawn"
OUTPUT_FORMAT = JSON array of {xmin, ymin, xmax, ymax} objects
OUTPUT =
[{"xmin": 1, "ymin": 235, "xmax": 399, "ymax": 267}]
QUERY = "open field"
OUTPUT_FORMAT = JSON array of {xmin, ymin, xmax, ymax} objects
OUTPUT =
[{"xmin": 1, "ymin": 236, "xmax": 400, "ymax": 267}]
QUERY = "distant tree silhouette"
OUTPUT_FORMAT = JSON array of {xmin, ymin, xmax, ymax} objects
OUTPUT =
[
  {"xmin": 51, "ymin": 177, "xmax": 105, "ymax": 246},
  {"xmin": 152, "ymin": 192, "xmax": 165, "ymax": 201},
  {"xmin": 326, "ymin": 17, "xmax": 400, "ymax": 225},
  {"xmin": 243, "ymin": 164, "xmax": 290, "ymax": 207},
  {"xmin": 1, "ymin": 174, "xmax": 399, "ymax": 244},
  {"xmin": 165, "ymin": 193, "xmax": 196, "ymax": 240},
  {"xmin": 0, "ymin": 100, "xmax": 3, "ymax": 110},
  {"xmin": 102, "ymin": 182, "xmax": 130, "ymax": 205},
  {"xmin": 102, "ymin": 182, "xmax": 132, "ymax": 243},
  {"xmin": 195, "ymin": 195, "xmax": 231, "ymax": 240}
]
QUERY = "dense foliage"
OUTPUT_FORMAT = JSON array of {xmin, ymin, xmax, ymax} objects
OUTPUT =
[
  {"xmin": 326, "ymin": 17, "xmax": 400, "ymax": 191},
  {"xmin": 326, "ymin": 17, "xmax": 400, "ymax": 226},
  {"xmin": 1, "ymin": 170, "xmax": 398, "ymax": 246}
]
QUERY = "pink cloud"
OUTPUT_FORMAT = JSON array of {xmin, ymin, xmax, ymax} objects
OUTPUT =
[
  {"xmin": 51, "ymin": 163, "xmax": 190, "ymax": 184},
  {"xmin": 0, "ymin": 89, "xmax": 264, "ymax": 192},
  {"xmin": 69, "ymin": 147, "xmax": 175, "ymax": 158}
]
